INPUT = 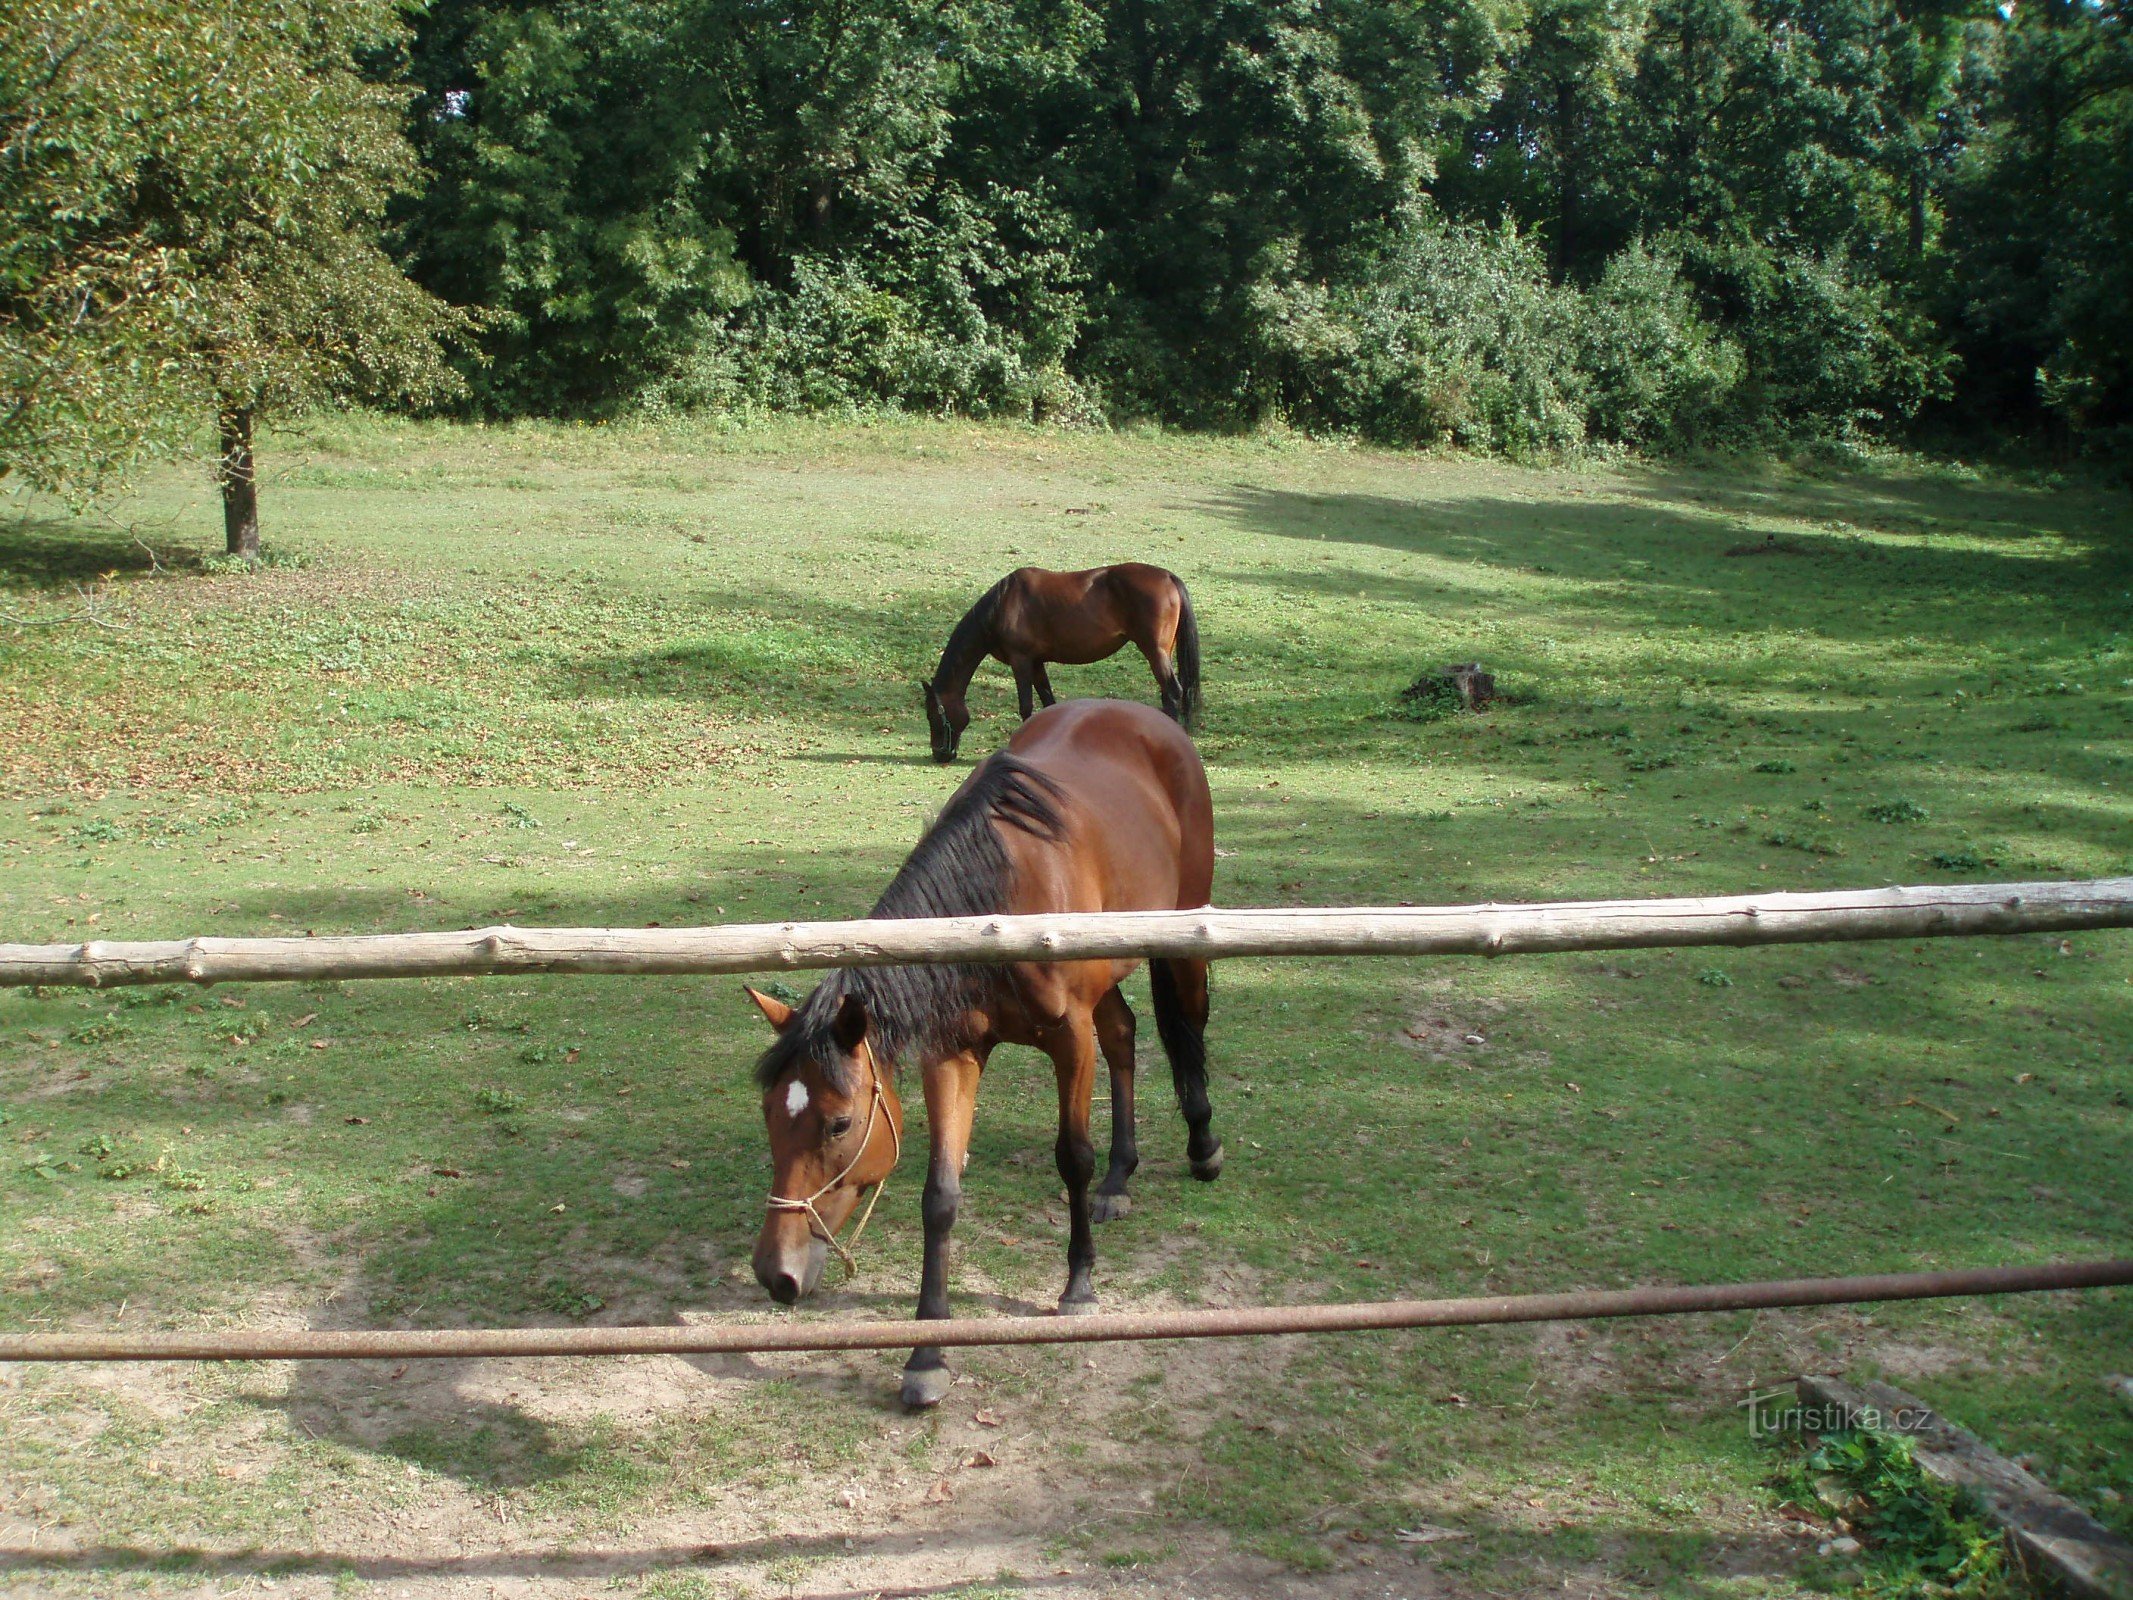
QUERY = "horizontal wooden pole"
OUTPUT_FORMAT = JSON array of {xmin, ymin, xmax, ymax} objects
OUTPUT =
[
  {"xmin": 2, "ymin": 878, "xmax": 2127, "ymax": 989},
  {"xmin": 2, "ymin": 1260, "xmax": 2127, "ymax": 1363}
]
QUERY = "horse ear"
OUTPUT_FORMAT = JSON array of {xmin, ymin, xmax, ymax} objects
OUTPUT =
[
  {"xmin": 743, "ymin": 985, "xmax": 795, "ymax": 1031},
  {"xmin": 832, "ymin": 993, "xmax": 869, "ymax": 1053}
]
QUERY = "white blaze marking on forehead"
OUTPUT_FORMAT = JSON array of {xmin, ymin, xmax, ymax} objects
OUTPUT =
[{"xmin": 783, "ymin": 1080, "xmax": 810, "ymax": 1119}]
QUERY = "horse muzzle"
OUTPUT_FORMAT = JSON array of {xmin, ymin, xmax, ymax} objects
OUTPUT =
[{"xmin": 754, "ymin": 1232, "xmax": 828, "ymax": 1305}]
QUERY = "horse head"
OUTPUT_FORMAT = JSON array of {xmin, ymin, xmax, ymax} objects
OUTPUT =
[
  {"xmin": 746, "ymin": 986, "xmax": 905, "ymax": 1305},
  {"xmin": 921, "ymin": 680, "xmax": 967, "ymax": 763}
]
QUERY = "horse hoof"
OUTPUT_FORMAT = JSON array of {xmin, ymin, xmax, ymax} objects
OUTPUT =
[
  {"xmin": 1190, "ymin": 1141, "xmax": 1225, "ymax": 1182},
  {"xmin": 901, "ymin": 1365, "xmax": 954, "ymax": 1409},
  {"xmin": 1092, "ymin": 1191, "xmax": 1131, "ymax": 1222},
  {"xmin": 1057, "ymin": 1294, "xmax": 1100, "ymax": 1317}
]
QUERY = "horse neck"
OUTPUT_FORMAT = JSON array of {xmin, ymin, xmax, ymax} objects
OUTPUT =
[{"xmin": 930, "ymin": 607, "xmax": 995, "ymax": 696}]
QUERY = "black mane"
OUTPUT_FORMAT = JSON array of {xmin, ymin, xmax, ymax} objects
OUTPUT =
[
  {"xmin": 931, "ymin": 574, "xmax": 1010, "ymax": 690},
  {"xmin": 754, "ymin": 755, "xmax": 1065, "ymax": 1090}
]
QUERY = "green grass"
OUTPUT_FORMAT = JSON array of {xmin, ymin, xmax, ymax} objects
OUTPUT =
[{"xmin": 2, "ymin": 413, "xmax": 2129, "ymax": 1595}]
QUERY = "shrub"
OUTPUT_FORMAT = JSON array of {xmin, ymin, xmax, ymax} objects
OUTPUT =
[
  {"xmin": 1695, "ymin": 242, "xmax": 1952, "ymax": 440},
  {"xmin": 1579, "ymin": 241, "xmax": 1743, "ymax": 449},
  {"xmin": 1259, "ymin": 218, "xmax": 1590, "ymax": 456},
  {"xmin": 1865, "ymin": 797, "xmax": 1930, "ymax": 824},
  {"xmin": 662, "ymin": 189, "xmax": 1096, "ymax": 425}
]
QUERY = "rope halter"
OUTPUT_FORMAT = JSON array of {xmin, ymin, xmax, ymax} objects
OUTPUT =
[{"xmin": 763, "ymin": 1042, "xmax": 902, "ymax": 1281}]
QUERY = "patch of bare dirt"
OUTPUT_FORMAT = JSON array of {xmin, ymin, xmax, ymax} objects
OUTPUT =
[
  {"xmin": 1395, "ymin": 1004, "xmax": 1503, "ymax": 1061},
  {"xmin": 2, "ymin": 1229, "xmax": 1399, "ymax": 1600}
]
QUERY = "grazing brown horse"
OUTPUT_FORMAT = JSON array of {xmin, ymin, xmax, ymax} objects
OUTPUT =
[
  {"xmin": 746, "ymin": 699, "xmax": 1222, "ymax": 1407},
  {"xmin": 921, "ymin": 563, "xmax": 1201, "ymax": 762}
]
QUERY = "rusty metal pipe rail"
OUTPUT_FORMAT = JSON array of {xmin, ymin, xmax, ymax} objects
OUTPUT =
[{"xmin": 4, "ymin": 1260, "xmax": 2126, "ymax": 1364}]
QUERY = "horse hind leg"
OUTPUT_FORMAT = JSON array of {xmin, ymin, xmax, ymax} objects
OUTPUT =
[
  {"xmin": 1150, "ymin": 957, "xmax": 1221, "ymax": 1179},
  {"xmin": 1135, "ymin": 638, "xmax": 1186, "ymax": 723},
  {"xmin": 1092, "ymin": 986, "xmax": 1139, "ymax": 1222}
]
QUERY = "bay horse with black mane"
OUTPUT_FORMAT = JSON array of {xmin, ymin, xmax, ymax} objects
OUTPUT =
[
  {"xmin": 921, "ymin": 563, "xmax": 1201, "ymax": 762},
  {"xmin": 744, "ymin": 698, "xmax": 1222, "ymax": 1407}
]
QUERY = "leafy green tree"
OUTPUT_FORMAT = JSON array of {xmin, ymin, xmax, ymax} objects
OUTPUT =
[
  {"xmin": 1, "ymin": 0, "xmax": 474, "ymax": 550},
  {"xmin": 3, "ymin": 1, "xmax": 219, "ymax": 502},
  {"xmin": 401, "ymin": 2, "xmax": 746, "ymax": 414},
  {"xmin": 1450, "ymin": 0, "xmax": 1647, "ymax": 279},
  {"xmin": 1938, "ymin": 0, "xmax": 2133, "ymax": 439},
  {"xmin": 379, "ymin": 0, "xmax": 2126, "ymax": 455}
]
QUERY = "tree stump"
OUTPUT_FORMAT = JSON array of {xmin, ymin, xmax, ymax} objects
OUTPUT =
[{"xmin": 1401, "ymin": 663, "xmax": 1498, "ymax": 718}]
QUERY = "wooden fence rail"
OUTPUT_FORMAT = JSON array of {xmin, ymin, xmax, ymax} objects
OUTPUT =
[{"xmin": 2, "ymin": 877, "xmax": 2129, "ymax": 989}]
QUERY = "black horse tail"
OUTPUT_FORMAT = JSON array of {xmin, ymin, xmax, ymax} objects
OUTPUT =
[{"xmin": 1171, "ymin": 575, "xmax": 1201, "ymax": 729}]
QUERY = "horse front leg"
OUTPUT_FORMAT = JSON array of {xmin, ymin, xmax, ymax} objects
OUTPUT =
[
  {"xmin": 903, "ymin": 1049, "xmax": 983, "ymax": 1409},
  {"xmin": 1011, "ymin": 659, "xmax": 1038, "ymax": 721},
  {"xmin": 1045, "ymin": 1018, "xmax": 1102, "ymax": 1313},
  {"xmin": 1092, "ymin": 986, "xmax": 1138, "ymax": 1221},
  {"xmin": 1032, "ymin": 663, "xmax": 1059, "ymax": 707}
]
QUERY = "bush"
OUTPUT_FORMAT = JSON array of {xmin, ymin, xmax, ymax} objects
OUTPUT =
[
  {"xmin": 1580, "ymin": 241, "xmax": 1743, "ymax": 449},
  {"xmin": 1258, "ymin": 218, "xmax": 1590, "ymax": 456},
  {"xmin": 655, "ymin": 188, "xmax": 1097, "ymax": 425},
  {"xmin": 1694, "ymin": 242, "xmax": 1951, "ymax": 440}
]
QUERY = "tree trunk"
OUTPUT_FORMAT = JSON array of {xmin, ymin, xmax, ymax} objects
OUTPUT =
[
  {"xmin": 218, "ymin": 407, "xmax": 259, "ymax": 559},
  {"xmin": 1552, "ymin": 78, "xmax": 1578, "ymax": 282}
]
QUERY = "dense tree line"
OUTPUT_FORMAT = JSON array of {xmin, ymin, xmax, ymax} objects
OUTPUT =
[
  {"xmin": 3, "ymin": 0, "xmax": 2129, "ymax": 517},
  {"xmin": 393, "ymin": 0, "xmax": 2131, "ymax": 455}
]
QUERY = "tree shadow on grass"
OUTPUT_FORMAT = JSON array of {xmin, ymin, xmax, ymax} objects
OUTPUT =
[
  {"xmin": 0, "ymin": 513, "xmax": 207, "ymax": 590},
  {"xmin": 1203, "ymin": 481, "xmax": 2130, "ymax": 654},
  {"xmin": 1625, "ymin": 457, "xmax": 2133, "ymax": 547},
  {"xmin": 0, "ymin": 1533, "xmax": 1088, "ymax": 1590}
]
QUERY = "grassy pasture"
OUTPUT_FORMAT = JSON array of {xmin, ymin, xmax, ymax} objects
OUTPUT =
[{"xmin": 0, "ymin": 416, "xmax": 2129, "ymax": 1598}]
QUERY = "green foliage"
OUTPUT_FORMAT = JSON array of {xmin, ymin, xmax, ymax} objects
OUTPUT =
[
  {"xmin": 542, "ymin": 1282, "xmax": 606, "ymax": 1319},
  {"xmin": 1395, "ymin": 669, "xmax": 1480, "ymax": 722},
  {"xmin": 1579, "ymin": 241, "xmax": 1745, "ymax": 448},
  {"xmin": 1772, "ymin": 1429, "xmax": 2013, "ymax": 1597},
  {"xmin": 0, "ymin": 0, "xmax": 477, "ymax": 503},
  {"xmin": 1937, "ymin": 0, "xmax": 2133, "ymax": 450},
  {"xmin": 1262, "ymin": 220, "xmax": 1592, "ymax": 454},
  {"xmin": 1865, "ymin": 797, "xmax": 1931, "ymax": 824},
  {"xmin": 10, "ymin": 0, "xmax": 2130, "ymax": 464}
]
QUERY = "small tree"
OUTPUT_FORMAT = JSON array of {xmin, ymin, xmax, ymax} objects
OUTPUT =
[
  {"xmin": 1, "ymin": 1, "xmax": 210, "ymax": 501},
  {"xmin": 0, "ymin": 0, "xmax": 473, "ymax": 548}
]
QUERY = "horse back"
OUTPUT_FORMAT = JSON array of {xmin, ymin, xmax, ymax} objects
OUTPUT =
[
  {"xmin": 999, "ymin": 699, "xmax": 1212, "ymax": 916},
  {"xmin": 994, "ymin": 565, "xmax": 1182, "ymax": 665}
]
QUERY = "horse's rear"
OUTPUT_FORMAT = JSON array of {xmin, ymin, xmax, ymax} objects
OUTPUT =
[{"xmin": 999, "ymin": 696, "xmax": 1212, "ymax": 920}]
